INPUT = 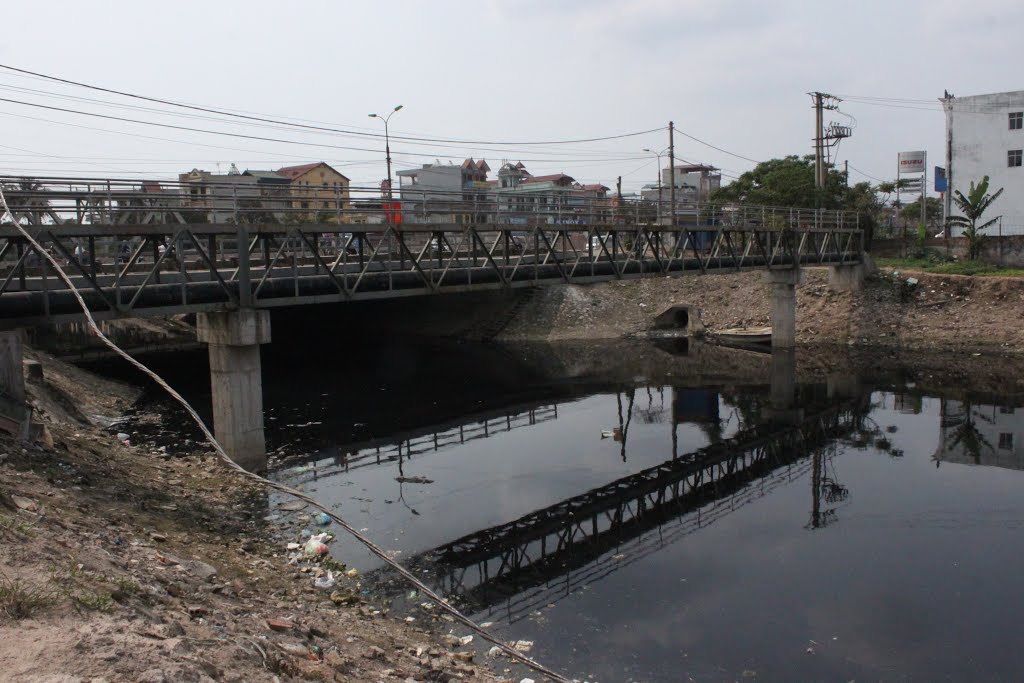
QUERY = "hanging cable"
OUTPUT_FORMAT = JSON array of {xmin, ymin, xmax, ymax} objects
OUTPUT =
[
  {"xmin": 0, "ymin": 187, "xmax": 573, "ymax": 683},
  {"xmin": 0, "ymin": 62, "xmax": 663, "ymax": 147}
]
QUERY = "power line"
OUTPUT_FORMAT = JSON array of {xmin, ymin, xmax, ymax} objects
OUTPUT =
[
  {"xmin": 0, "ymin": 62, "xmax": 664, "ymax": 147},
  {"xmin": 846, "ymin": 163, "xmax": 888, "ymax": 183},
  {"xmin": 675, "ymin": 130, "xmax": 763, "ymax": 164}
]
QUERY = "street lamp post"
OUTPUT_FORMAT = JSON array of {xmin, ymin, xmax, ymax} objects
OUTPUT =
[
  {"xmin": 369, "ymin": 105, "xmax": 403, "ymax": 199},
  {"xmin": 643, "ymin": 147, "xmax": 668, "ymax": 223}
]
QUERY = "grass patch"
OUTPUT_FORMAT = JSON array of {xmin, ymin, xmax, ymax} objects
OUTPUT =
[
  {"xmin": 109, "ymin": 575, "xmax": 140, "ymax": 596},
  {"xmin": 71, "ymin": 590, "xmax": 114, "ymax": 613},
  {"xmin": 0, "ymin": 514, "xmax": 36, "ymax": 537},
  {"xmin": 0, "ymin": 571, "xmax": 58, "ymax": 620},
  {"xmin": 874, "ymin": 257, "xmax": 1024, "ymax": 277}
]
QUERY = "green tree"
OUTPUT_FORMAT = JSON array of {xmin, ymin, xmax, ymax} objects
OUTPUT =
[
  {"xmin": 949, "ymin": 176, "xmax": 1004, "ymax": 260},
  {"xmin": 898, "ymin": 196, "xmax": 943, "ymax": 227},
  {"xmin": 710, "ymin": 156, "xmax": 884, "ymax": 247}
]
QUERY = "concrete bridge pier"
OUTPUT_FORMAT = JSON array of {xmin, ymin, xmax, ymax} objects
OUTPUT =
[
  {"xmin": 197, "ymin": 310, "xmax": 271, "ymax": 472},
  {"xmin": 828, "ymin": 262, "xmax": 868, "ymax": 292},
  {"xmin": 767, "ymin": 347, "xmax": 802, "ymax": 424},
  {"xmin": 0, "ymin": 329, "xmax": 32, "ymax": 440},
  {"xmin": 765, "ymin": 268, "xmax": 803, "ymax": 349},
  {"xmin": 0, "ymin": 330, "xmax": 25, "ymax": 402}
]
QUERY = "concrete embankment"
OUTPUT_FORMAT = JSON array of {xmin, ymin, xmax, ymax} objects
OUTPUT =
[{"xmin": 494, "ymin": 266, "xmax": 1024, "ymax": 355}]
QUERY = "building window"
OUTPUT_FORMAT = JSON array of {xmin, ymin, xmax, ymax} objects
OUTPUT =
[
  {"xmin": 1011, "ymin": 112, "xmax": 1023, "ymax": 130},
  {"xmin": 999, "ymin": 433, "xmax": 1013, "ymax": 450},
  {"xmin": 1010, "ymin": 149, "xmax": 1023, "ymax": 168}
]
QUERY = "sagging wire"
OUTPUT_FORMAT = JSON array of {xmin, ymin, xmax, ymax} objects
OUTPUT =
[{"xmin": 0, "ymin": 186, "xmax": 573, "ymax": 683}]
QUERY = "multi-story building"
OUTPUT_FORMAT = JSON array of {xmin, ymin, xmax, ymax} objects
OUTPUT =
[
  {"xmin": 397, "ymin": 158, "xmax": 493, "ymax": 223},
  {"xmin": 494, "ymin": 162, "xmax": 609, "ymax": 225},
  {"xmin": 943, "ymin": 90, "xmax": 1024, "ymax": 233},
  {"xmin": 274, "ymin": 162, "xmax": 351, "ymax": 220},
  {"xmin": 177, "ymin": 165, "xmax": 259, "ymax": 223},
  {"xmin": 641, "ymin": 164, "xmax": 721, "ymax": 205}
]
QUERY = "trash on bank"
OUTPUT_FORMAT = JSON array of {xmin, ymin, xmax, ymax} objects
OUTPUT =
[
  {"xmin": 313, "ymin": 512, "xmax": 332, "ymax": 526},
  {"xmin": 303, "ymin": 533, "xmax": 331, "ymax": 557},
  {"xmin": 313, "ymin": 570, "xmax": 336, "ymax": 590}
]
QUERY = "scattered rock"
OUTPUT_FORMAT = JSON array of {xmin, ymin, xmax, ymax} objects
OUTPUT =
[
  {"xmin": 266, "ymin": 618, "xmax": 293, "ymax": 632},
  {"xmin": 11, "ymin": 495, "xmax": 39, "ymax": 512}
]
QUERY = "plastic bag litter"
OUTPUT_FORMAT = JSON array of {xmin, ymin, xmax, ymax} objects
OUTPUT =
[
  {"xmin": 303, "ymin": 533, "xmax": 331, "ymax": 557},
  {"xmin": 314, "ymin": 571, "xmax": 336, "ymax": 590},
  {"xmin": 313, "ymin": 512, "xmax": 332, "ymax": 526}
]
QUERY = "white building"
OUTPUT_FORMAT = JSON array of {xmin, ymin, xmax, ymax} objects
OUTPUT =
[{"xmin": 943, "ymin": 90, "xmax": 1024, "ymax": 233}]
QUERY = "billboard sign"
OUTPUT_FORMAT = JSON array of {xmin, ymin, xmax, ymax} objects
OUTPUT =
[{"xmin": 898, "ymin": 151, "xmax": 927, "ymax": 175}]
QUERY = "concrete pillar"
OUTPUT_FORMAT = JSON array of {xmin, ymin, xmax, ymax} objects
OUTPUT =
[
  {"xmin": 197, "ymin": 310, "xmax": 271, "ymax": 472},
  {"xmin": 765, "ymin": 268, "xmax": 803, "ymax": 349},
  {"xmin": 0, "ymin": 330, "xmax": 25, "ymax": 402},
  {"xmin": 766, "ymin": 347, "xmax": 802, "ymax": 424},
  {"xmin": 828, "ymin": 253, "xmax": 876, "ymax": 292},
  {"xmin": 828, "ymin": 263, "xmax": 867, "ymax": 292},
  {"xmin": 0, "ymin": 330, "xmax": 31, "ymax": 441}
]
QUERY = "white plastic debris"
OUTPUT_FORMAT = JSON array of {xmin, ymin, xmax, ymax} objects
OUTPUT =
[
  {"xmin": 313, "ymin": 571, "xmax": 336, "ymax": 590},
  {"xmin": 512, "ymin": 640, "xmax": 534, "ymax": 653}
]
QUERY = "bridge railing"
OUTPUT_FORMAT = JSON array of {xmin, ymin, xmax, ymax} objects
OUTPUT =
[
  {"xmin": 0, "ymin": 175, "xmax": 860, "ymax": 231},
  {"xmin": 0, "ymin": 175, "xmax": 864, "ymax": 323}
]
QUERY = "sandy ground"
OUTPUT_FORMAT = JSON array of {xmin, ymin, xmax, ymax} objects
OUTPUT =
[
  {"xmin": 0, "ymin": 350, "xmax": 516, "ymax": 683},
  {"xmin": 497, "ymin": 266, "xmax": 1024, "ymax": 354}
]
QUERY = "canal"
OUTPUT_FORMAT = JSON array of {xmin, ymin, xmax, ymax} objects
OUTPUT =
[{"xmin": 101, "ymin": 339, "xmax": 1024, "ymax": 682}]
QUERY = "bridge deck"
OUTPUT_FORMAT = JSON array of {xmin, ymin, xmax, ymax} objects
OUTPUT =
[{"xmin": 0, "ymin": 176, "xmax": 862, "ymax": 326}]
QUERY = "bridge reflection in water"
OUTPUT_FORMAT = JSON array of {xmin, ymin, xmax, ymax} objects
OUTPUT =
[{"xmin": 361, "ymin": 386, "xmax": 871, "ymax": 623}]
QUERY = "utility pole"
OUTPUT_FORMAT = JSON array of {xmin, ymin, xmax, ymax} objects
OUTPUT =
[
  {"xmin": 844, "ymin": 159, "xmax": 849, "ymax": 188},
  {"xmin": 668, "ymin": 121, "xmax": 676, "ymax": 228},
  {"xmin": 812, "ymin": 92, "xmax": 824, "ymax": 190},
  {"xmin": 942, "ymin": 90, "xmax": 954, "ymax": 238},
  {"xmin": 808, "ymin": 93, "xmax": 849, "ymax": 209},
  {"xmin": 616, "ymin": 176, "xmax": 622, "ymax": 202}
]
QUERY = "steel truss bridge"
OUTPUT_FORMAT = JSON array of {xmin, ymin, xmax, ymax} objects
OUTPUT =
[
  {"xmin": 367, "ymin": 403, "xmax": 863, "ymax": 621},
  {"xmin": 0, "ymin": 176, "xmax": 863, "ymax": 326}
]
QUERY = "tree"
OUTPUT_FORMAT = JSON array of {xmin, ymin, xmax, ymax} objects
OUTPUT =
[
  {"xmin": 898, "ymin": 196, "xmax": 943, "ymax": 227},
  {"xmin": 710, "ymin": 156, "xmax": 884, "ymax": 247},
  {"xmin": 710, "ymin": 155, "xmax": 845, "ymax": 208},
  {"xmin": 949, "ymin": 176, "xmax": 1004, "ymax": 260}
]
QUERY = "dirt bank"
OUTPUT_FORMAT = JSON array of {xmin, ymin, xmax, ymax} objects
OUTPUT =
[
  {"xmin": 0, "ymin": 350, "xmax": 512, "ymax": 683},
  {"xmin": 496, "ymin": 267, "xmax": 1024, "ymax": 354}
]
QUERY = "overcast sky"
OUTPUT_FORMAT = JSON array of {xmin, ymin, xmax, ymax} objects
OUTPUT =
[{"xmin": 0, "ymin": 0, "xmax": 1020, "ymax": 195}]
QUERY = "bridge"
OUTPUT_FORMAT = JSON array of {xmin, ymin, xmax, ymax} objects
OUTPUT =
[
  {"xmin": 0, "ymin": 175, "xmax": 868, "ymax": 469},
  {"xmin": 363, "ymin": 397, "xmax": 866, "ymax": 621}
]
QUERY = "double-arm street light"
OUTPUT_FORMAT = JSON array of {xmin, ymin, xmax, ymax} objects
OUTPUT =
[
  {"xmin": 369, "ymin": 105, "xmax": 403, "ymax": 199},
  {"xmin": 643, "ymin": 147, "xmax": 669, "ymax": 223}
]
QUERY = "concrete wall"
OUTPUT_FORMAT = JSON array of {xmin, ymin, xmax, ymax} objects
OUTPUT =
[
  {"xmin": 872, "ymin": 235, "xmax": 1024, "ymax": 267},
  {"xmin": 946, "ymin": 91, "xmax": 1024, "ymax": 232}
]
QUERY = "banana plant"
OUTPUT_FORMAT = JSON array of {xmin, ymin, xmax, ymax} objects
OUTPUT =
[{"xmin": 949, "ymin": 176, "xmax": 1004, "ymax": 260}]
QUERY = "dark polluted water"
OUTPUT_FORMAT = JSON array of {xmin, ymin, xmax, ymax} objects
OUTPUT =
[{"xmin": 102, "ymin": 340, "xmax": 1024, "ymax": 682}]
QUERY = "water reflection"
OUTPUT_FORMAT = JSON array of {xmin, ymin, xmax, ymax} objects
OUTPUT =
[
  {"xmin": 104, "ymin": 340, "xmax": 1024, "ymax": 682},
  {"xmin": 935, "ymin": 399, "xmax": 1024, "ymax": 469}
]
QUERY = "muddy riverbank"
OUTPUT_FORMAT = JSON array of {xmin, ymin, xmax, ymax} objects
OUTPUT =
[{"xmin": 0, "ymin": 349, "xmax": 513, "ymax": 683}]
